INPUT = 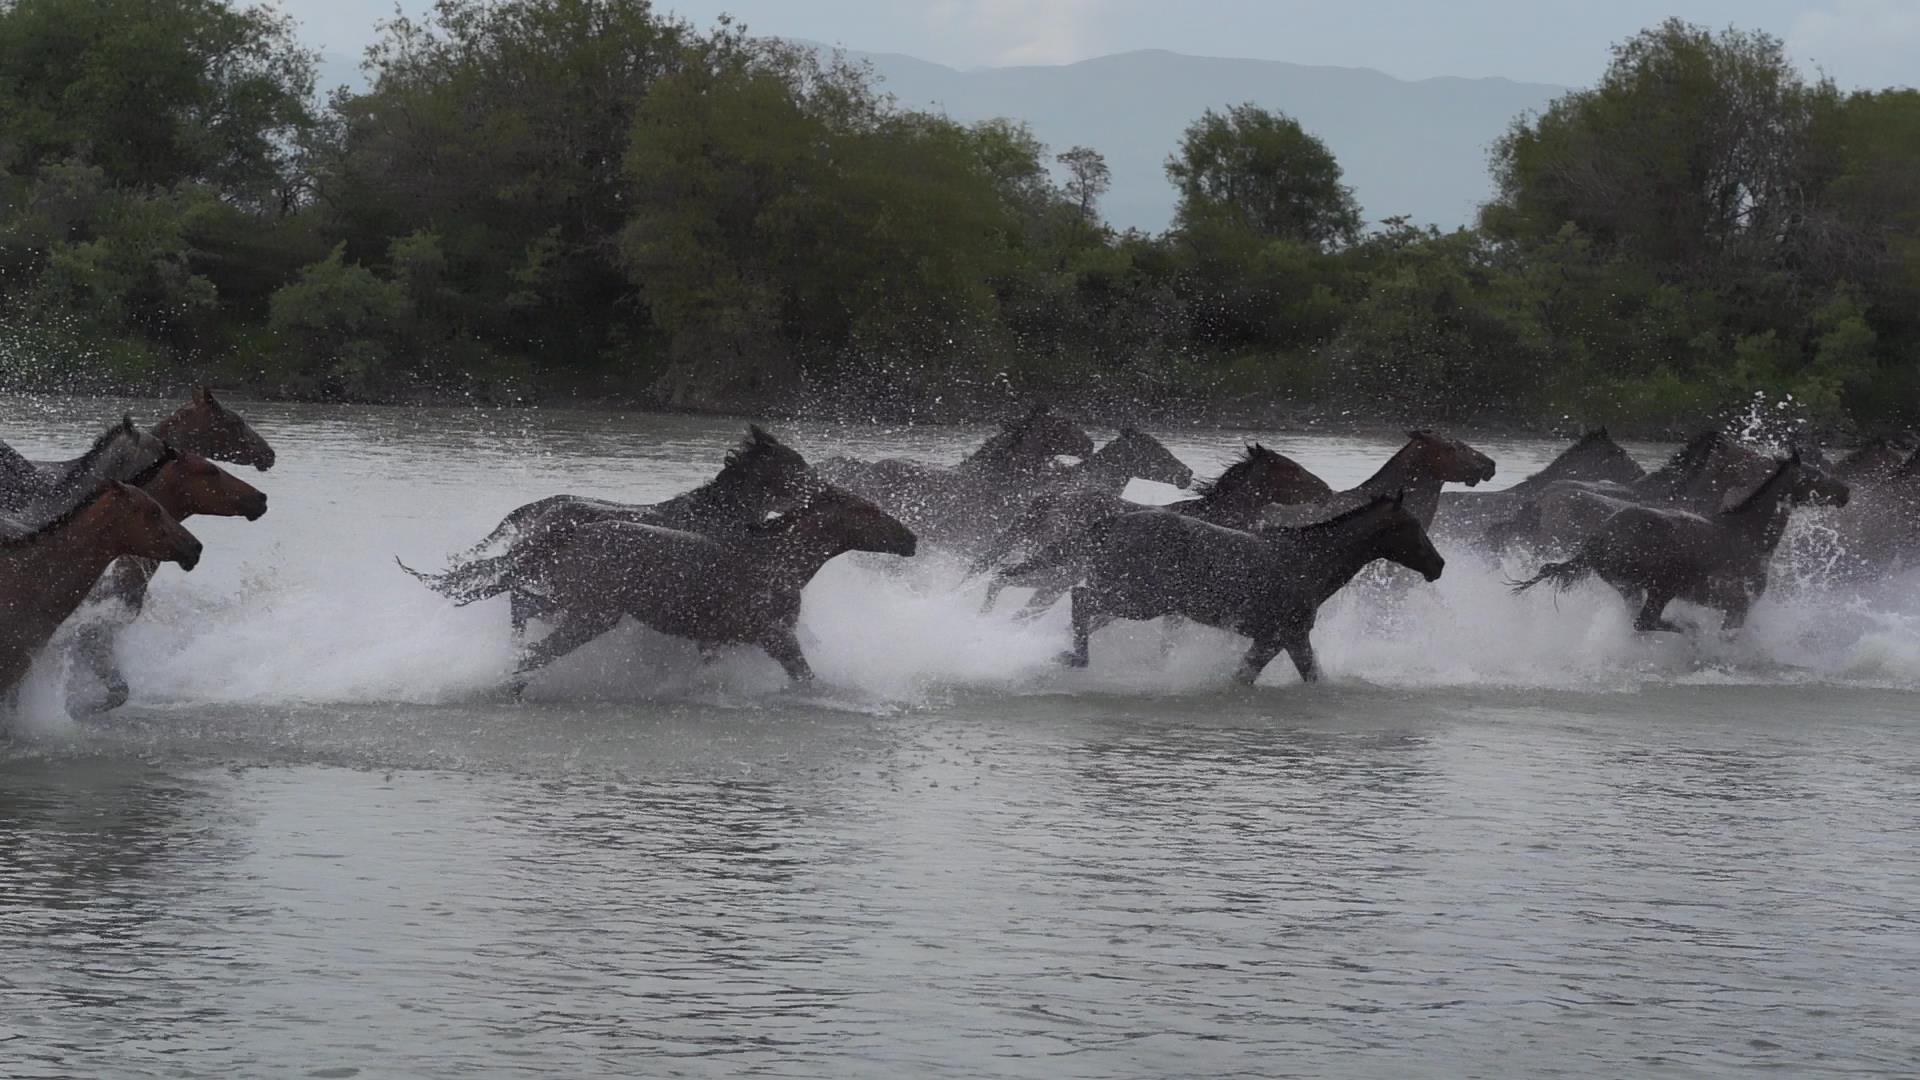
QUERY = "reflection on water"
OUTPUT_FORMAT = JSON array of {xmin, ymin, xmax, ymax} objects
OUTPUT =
[{"xmin": 2, "ymin": 399, "xmax": 1920, "ymax": 1075}]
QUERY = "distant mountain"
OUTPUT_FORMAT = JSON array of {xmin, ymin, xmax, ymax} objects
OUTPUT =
[{"xmin": 828, "ymin": 47, "xmax": 1565, "ymax": 233}]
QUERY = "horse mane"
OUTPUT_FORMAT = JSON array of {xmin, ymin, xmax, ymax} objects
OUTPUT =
[
  {"xmin": 1261, "ymin": 493, "xmax": 1398, "ymax": 537},
  {"xmin": 1194, "ymin": 444, "xmax": 1275, "ymax": 497},
  {"xmin": 55, "ymin": 415, "xmax": 143, "ymax": 487},
  {"xmin": 1645, "ymin": 429, "xmax": 1728, "ymax": 489},
  {"xmin": 123, "ymin": 442, "xmax": 181, "ymax": 488},
  {"xmin": 0, "ymin": 481, "xmax": 120, "ymax": 547},
  {"xmin": 1721, "ymin": 453, "xmax": 1798, "ymax": 515},
  {"xmin": 705, "ymin": 425, "xmax": 809, "ymax": 495}
]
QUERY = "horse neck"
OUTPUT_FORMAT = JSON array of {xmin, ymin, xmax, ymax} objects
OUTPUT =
[
  {"xmin": 1073, "ymin": 454, "xmax": 1133, "ymax": 494},
  {"xmin": 4, "ymin": 502, "xmax": 128, "ymax": 616},
  {"xmin": 1275, "ymin": 514, "xmax": 1392, "ymax": 607},
  {"xmin": 1353, "ymin": 445, "xmax": 1441, "ymax": 524},
  {"xmin": 139, "ymin": 470, "xmax": 197, "ymax": 522},
  {"xmin": 1721, "ymin": 468, "xmax": 1800, "ymax": 553},
  {"xmin": 754, "ymin": 525, "xmax": 848, "ymax": 585},
  {"xmin": 149, "ymin": 409, "xmax": 188, "ymax": 445}
]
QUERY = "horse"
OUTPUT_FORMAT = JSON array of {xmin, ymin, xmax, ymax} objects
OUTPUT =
[
  {"xmin": 1485, "ymin": 430, "xmax": 1776, "ymax": 553},
  {"xmin": 1436, "ymin": 428, "xmax": 1644, "ymax": 543},
  {"xmin": 818, "ymin": 402, "xmax": 1094, "ymax": 551},
  {"xmin": 401, "ymin": 483, "xmax": 917, "ymax": 691},
  {"xmin": 150, "ymin": 387, "xmax": 277, "ymax": 471},
  {"xmin": 1510, "ymin": 451, "xmax": 1849, "ymax": 633},
  {"xmin": 0, "ymin": 417, "xmax": 170, "ymax": 526},
  {"xmin": 1264, "ymin": 431, "xmax": 1495, "ymax": 532},
  {"xmin": 407, "ymin": 426, "xmax": 821, "ymax": 634},
  {"xmin": 63, "ymin": 448, "xmax": 269, "ymax": 713},
  {"xmin": 1059, "ymin": 491, "xmax": 1444, "ymax": 684},
  {"xmin": 0, "ymin": 481, "xmax": 202, "ymax": 695},
  {"xmin": 1068, "ymin": 426, "xmax": 1196, "ymax": 493},
  {"xmin": 979, "ymin": 443, "xmax": 1332, "ymax": 617},
  {"xmin": 1832, "ymin": 434, "xmax": 1917, "ymax": 487}
]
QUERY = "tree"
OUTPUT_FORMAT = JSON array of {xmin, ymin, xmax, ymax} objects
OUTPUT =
[
  {"xmin": 1485, "ymin": 19, "xmax": 1830, "ymax": 277},
  {"xmin": 1056, "ymin": 146, "xmax": 1111, "ymax": 221},
  {"xmin": 1165, "ymin": 104, "xmax": 1361, "ymax": 249}
]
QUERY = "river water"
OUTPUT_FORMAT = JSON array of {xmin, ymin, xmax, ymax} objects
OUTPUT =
[{"xmin": 3, "ymin": 398, "xmax": 1918, "ymax": 1078}]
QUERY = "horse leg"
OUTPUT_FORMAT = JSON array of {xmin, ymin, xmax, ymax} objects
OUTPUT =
[
  {"xmin": 1061, "ymin": 586, "xmax": 1111, "ymax": 668},
  {"xmin": 1235, "ymin": 637, "xmax": 1289, "ymax": 685},
  {"xmin": 1286, "ymin": 635, "xmax": 1319, "ymax": 683},
  {"xmin": 1158, "ymin": 613, "xmax": 1187, "ymax": 657},
  {"xmin": 71, "ymin": 623, "xmax": 129, "ymax": 715},
  {"xmin": 1017, "ymin": 578, "xmax": 1070, "ymax": 621},
  {"xmin": 1632, "ymin": 590, "xmax": 1683, "ymax": 634},
  {"xmin": 511, "ymin": 613, "xmax": 617, "ymax": 695},
  {"xmin": 758, "ymin": 628, "xmax": 814, "ymax": 683}
]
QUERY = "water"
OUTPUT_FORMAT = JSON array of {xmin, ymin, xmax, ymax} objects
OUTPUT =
[{"xmin": 4, "ymin": 399, "xmax": 1919, "ymax": 1077}]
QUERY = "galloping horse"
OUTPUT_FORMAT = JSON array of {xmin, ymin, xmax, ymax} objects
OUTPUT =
[
  {"xmin": 150, "ymin": 387, "xmax": 277, "ymax": 471},
  {"xmin": 1832, "ymin": 434, "xmax": 1916, "ymax": 487},
  {"xmin": 0, "ymin": 482, "xmax": 202, "ymax": 694},
  {"xmin": 65, "ymin": 448, "xmax": 269, "ymax": 712},
  {"xmin": 1511, "ymin": 451, "xmax": 1849, "ymax": 632},
  {"xmin": 980, "ymin": 443, "xmax": 1332, "ymax": 616},
  {"xmin": 1437, "ymin": 428, "xmax": 1644, "ymax": 542},
  {"xmin": 1486, "ymin": 430, "xmax": 1776, "ymax": 552},
  {"xmin": 1265, "ymin": 431, "xmax": 1495, "ymax": 531},
  {"xmin": 403, "ymin": 483, "xmax": 917, "ymax": 691},
  {"xmin": 819, "ymin": 402, "xmax": 1094, "ymax": 551},
  {"xmin": 1060, "ymin": 492, "xmax": 1445, "ymax": 684},
  {"xmin": 410, "ymin": 426, "xmax": 820, "ymax": 633},
  {"xmin": 0, "ymin": 417, "xmax": 170, "ymax": 525}
]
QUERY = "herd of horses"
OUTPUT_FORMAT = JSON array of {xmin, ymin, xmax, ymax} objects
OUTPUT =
[{"xmin": 6, "ymin": 395, "xmax": 1918, "ymax": 710}]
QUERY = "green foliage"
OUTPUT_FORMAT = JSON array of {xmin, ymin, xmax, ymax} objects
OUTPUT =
[
  {"xmin": 1167, "ymin": 104, "xmax": 1361, "ymax": 250},
  {"xmin": 3, "ymin": 0, "xmax": 1919, "ymax": 433}
]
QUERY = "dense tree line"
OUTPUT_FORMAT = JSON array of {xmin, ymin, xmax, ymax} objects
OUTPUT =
[{"xmin": 2, "ymin": 1, "xmax": 1917, "ymax": 432}]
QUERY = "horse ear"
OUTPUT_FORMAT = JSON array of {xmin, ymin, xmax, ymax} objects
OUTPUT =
[
  {"xmin": 1391, "ymin": 489, "xmax": 1405, "ymax": 509},
  {"xmin": 193, "ymin": 386, "xmax": 212, "ymax": 405}
]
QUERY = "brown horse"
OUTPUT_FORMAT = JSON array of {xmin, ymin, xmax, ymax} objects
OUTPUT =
[
  {"xmin": 1266, "ymin": 431, "xmax": 1495, "ymax": 531},
  {"xmin": 1061, "ymin": 492, "xmax": 1445, "ymax": 684},
  {"xmin": 403, "ymin": 483, "xmax": 917, "ymax": 692},
  {"xmin": 65, "ymin": 448, "xmax": 269, "ymax": 712},
  {"xmin": 980, "ymin": 443, "xmax": 1332, "ymax": 616},
  {"xmin": 0, "ymin": 482, "xmax": 201, "ymax": 695},
  {"xmin": 150, "ymin": 387, "xmax": 277, "ymax": 471},
  {"xmin": 819, "ymin": 402, "xmax": 1095, "ymax": 551},
  {"xmin": 1511, "ymin": 451, "xmax": 1849, "ymax": 632}
]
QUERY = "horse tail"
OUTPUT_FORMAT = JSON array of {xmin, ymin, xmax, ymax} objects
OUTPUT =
[
  {"xmin": 396, "ymin": 552, "xmax": 520, "ymax": 606},
  {"xmin": 447, "ymin": 499, "xmax": 553, "ymax": 561},
  {"xmin": 1508, "ymin": 552, "xmax": 1590, "ymax": 595}
]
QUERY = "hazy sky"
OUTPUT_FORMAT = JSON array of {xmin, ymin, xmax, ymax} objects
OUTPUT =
[{"xmin": 291, "ymin": 0, "xmax": 1920, "ymax": 91}]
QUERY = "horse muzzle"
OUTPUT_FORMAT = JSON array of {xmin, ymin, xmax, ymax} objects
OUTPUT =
[
  {"xmin": 244, "ymin": 494, "xmax": 269, "ymax": 521},
  {"xmin": 251, "ymin": 447, "xmax": 277, "ymax": 471},
  {"xmin": 1421, "ymin": 555, "xmax": 1446, "ymax": 582},
  {"xmin": 174, "ymin": 539, "xmax": 203, "ymax": 571}
]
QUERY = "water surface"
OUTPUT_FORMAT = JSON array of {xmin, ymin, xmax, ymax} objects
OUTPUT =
[{"xmin": 3, "ymin": 400, "xmax": 1917, "ymax": 1077}]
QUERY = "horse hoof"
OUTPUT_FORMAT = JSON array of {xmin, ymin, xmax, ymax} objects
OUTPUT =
[{"xmin": 1055, "ymin": 650, "xmax": 1088, "ymax": 668}]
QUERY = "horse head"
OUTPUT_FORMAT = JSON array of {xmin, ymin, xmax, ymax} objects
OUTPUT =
[
  {"xmin": 158, "ymin": 388, "xmax": 276, "ymax": 471},
  {"xmin": 755, "ymin": 483, "xmax": 917, "ymax": 558},
  {"xmin": 148, "ymin": 450, "xmax": 270, "ymax": 521},
  {"xmin": 1090, "ymin": 427, "xmax": 1193, "ymax": 488},
  {"xmin": 1784, "ymin": 449, "xmax": 1851, "ymax": 508},
  {"xmin": 1405, "ymin": 430, "xmax": 1497, "ymax": 486},
  {"xmin": 722, "ymin": 425, "xmax": 820, "ymax": 501},
  {"xmin": 1566, "ymin": 428, "xmax": 1645, "ymax": 484},
  {"xmin": 1200, "ymin": 444, "xmax": 1331, "ymax": 508},
  {"xmin": 1371, "ymin": 491, "xmax": 1446, "ymax": 581},
  {"xmin": 101, "ymin": 481, "xmax": 202, "ymax": 570}
]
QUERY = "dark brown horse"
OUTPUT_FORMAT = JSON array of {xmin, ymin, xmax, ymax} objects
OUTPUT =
[
  {"xmin": 65, "ymin": 448, "xmax": 269, "ymax": 713},
  {"xmin": 1486, "ymin": 430, "xmax": 1777, "ymax": 552},
  {"xmin": 410, "ymin": 426, "xmax": 821, "ymax": 633},
  {"xmin": 1833, "ymin": 434, "xmax": 1916, "ymax": 487},
  {"xmin": 1061, "ymin": 492, "xmax": 1445, "ymax": 684},
  {"xmin": 0, "ymin": 482, "xmax": 201, "ymax": 695},
  {"xmin": 1437, "ymin": 429, "xmax": 1644, "ymax": 542},
  {"xmin": 1264, "ymin": 431, "xmax": 1495, "ymax": 534},
  {"xmin": 819, "ymin": 402, "xmax": 1094, "ymax": 551},
  {"xmin": 402, "ymin": 483, "xmax": 917, "ymax": 692},
  {"xmin": 150, "ymin": 387, "xmax": 277, "ymax": 471},
  {"xmin": 1511, "ymin": 451, "xmax": 1849, "ymax": 632},
  {"xmin": 980, "ymin": 443, "xmax": 1332, "ymax": 616}
]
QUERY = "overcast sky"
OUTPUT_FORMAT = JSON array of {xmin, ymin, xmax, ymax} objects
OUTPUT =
[{"xmin": 289, "ymin": 0, "xmax": 1920, "ymax": 91}]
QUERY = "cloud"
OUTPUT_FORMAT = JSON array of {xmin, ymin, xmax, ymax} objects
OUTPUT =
[
  {"xmin": 927, "ymin": 0, "xmax": 1110, "ymax": 67},
  {"xmin": 1788, "ymin": 0, "xmax": 1920, "ymax": 89}
]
